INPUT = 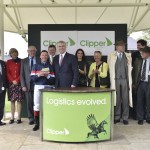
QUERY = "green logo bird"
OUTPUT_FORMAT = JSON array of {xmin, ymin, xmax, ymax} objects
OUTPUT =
[{"xmin": 87, "ymin": 114, "xmax": 107, "ymax": 139}]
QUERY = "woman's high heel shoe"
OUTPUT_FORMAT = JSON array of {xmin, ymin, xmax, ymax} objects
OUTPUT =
[{"xmin": 9, "ymin": 119, "xmax": 14, "ymax": 124}]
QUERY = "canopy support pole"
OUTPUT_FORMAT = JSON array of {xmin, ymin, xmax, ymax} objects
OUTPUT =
[
  {"xmin": 0, "ymin": 0, "xmax": 4, "ymax": 60},
  {"xmin": 128, "ymin": 7, "xmax": 150, "ymax": 35},
  {"xmin": 4, "ymin": 8, "xmax": 28, "ymax": 42}
]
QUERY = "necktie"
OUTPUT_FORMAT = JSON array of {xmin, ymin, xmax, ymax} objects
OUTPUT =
[
  {"xmin": 31, "ymin": 57, "xmax": 33, "ymax": 69},
  {"xmin": 50, "ymin": 55, "xmax": 53, "ymax": 64},
  {"xmin": 141, "ymin": 60, "xmax": 147, "ymax": 81},
  {"xmin": 59, "ymin": 54, "xmax": 63, "ymax": 66},
  {"xmin": 0, "ymin": 72, "xmax": 2, "ymax": 93},
  {"xmin": 118, "ymin": 53, "xmax": 122, "ymax": 61}
]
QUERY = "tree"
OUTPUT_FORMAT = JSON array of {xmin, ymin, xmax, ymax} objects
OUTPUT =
[{"xmin": 139, "ymin": 29, "xmax": 150, "ymax": 45}]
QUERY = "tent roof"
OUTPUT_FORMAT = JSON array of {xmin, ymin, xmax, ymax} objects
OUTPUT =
[{"xmin": 3, "ymin": 0, "xmax": 150, "ymax": 37}]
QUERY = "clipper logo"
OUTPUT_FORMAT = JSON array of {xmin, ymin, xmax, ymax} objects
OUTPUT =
[
  {"xmin": 80, "ymin": 37, "xmax": 113, "ymax": 47},
  {"xmin": 47, "ymin": 128, "xmax": 70, "ymax": 135},
  {"xmin": 43, "ymin": 36, "xmax": 112, "ymax": 48},
  {"xmin": 43, "ymin": 37, "xmax": 75, "ymax": 47}
]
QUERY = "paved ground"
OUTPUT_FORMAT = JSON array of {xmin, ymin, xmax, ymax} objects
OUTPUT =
[{"xmin": 0, "ymin": 118, "xmax": 150, "ymax": 150}]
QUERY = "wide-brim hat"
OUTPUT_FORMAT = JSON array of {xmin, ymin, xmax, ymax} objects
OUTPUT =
[
  {"xmin": 114, "ymin": 40, "xmax": 126, "ymax": 46},
  {"xmin": 139, "ymin": 46, "xmax": 150, "ymax": 53}
]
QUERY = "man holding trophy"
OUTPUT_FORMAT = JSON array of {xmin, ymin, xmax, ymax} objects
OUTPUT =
[{"xmin": 31, "ymin": 50, "xmax": 55, "ymax": 131}]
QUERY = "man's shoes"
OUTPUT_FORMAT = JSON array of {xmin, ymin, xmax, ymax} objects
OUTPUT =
[
  {"xmin": 0, "ymin": 122, "xmax": 6, "ymax": 126},
  {"xmin": 16, "ymin": 119, "xmax": 22, "ymax": 124},
  {"xmin": 138, "ymin": 120, "xmax": 143, "ymax": 125},
  {"xmin": 33, "ymin": 125, "xmax": 39, "ymax": 131},
  {"xmin": 29, "ymin": 120, "xmax": 34, "ymax": 125},
  {"xmin": 114, "ymin": 119, "xmax": 120, "ymax": 124},
  {"xmin": 146, "ymin": 120, "xmax": 150, "ymax": 124},
  {"xmin": 123, "ymin": 120, "xmax": 129, "ymax": 125},
  {"xmin": 9, "ymin": 119, "xmax": 14, "ymax": 124}
]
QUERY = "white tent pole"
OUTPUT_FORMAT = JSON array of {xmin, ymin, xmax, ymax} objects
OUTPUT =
[
  {"xmin": 4, "ymin": 3, "xmax": 150, "ymax": 8},
  {"xmin": 131, "ymin": 0, "xmax": 142, "ymax": 27},
  {"xmin": 129, "ymin": 0, "xmax": 139, "ymax": 28},
  {"xmin": 40, "ymin": 0, "xmax": 57, "ymax": 24},
  {"xmin": 11, "ymin": 0, "xmax": 21, "ymax": 29},
  {"xmin": 128, "ymin": 7, "xmax": 150, "ymax": 35},
  {"xmin": 75, "ymin": 0, "xmax": 77, "ymax": 24},
  {"xmin": 79, "ymin": 0, "xmax": 84, "ymax": 4},
  {"xmin": 96, "ymin": 0, "xmax": 112, "ymax": 23},
  {"xmin": 4, "ymin": 8, "xmax": 27, "ymax": 42},
  {"xmin": 0, "ymin": 0, "xmax": 4, "ymax": 60},
  {"xmin": 68, "ymin": 0, "xmax": 73, "ymax": 4}
]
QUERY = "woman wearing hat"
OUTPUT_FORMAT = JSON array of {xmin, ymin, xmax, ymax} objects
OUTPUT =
[{"xmin": 6, "ymin": 48, "xmax": 24, "ymax": 124}]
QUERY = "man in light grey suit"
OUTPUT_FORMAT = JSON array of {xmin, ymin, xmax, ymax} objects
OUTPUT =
[
  {"xmin": 21, "ymin": 46, "xmax": 40, "ymax": 124},
  {"xmin": 108, "ymin": 40, "xmax": 132, "ymax": 125}
]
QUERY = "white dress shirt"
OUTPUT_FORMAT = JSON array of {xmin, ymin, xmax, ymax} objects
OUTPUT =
[
  {"xmin": 59, "ymin": 52, "xmax": 66, "ymax": 65},
  {"xmin": 141, "ymin": 57, "xmax": 150, "ymax": 82}
]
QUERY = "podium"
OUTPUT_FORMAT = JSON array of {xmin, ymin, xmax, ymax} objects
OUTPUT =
[{"xmin": 40, "ymin": 87, "xmax": 114, "ymax": 142}]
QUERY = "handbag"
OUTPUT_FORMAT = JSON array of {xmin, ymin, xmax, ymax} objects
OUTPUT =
[{"xmin": 99, "ymin": 62, "xmax": 110, "ymax": 88}]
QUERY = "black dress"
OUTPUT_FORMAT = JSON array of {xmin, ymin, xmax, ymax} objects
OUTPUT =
[
  {"xmin": 95, "ymin": 64, "xmax": 101, "ymax": 87},
  {"xmin": 78, "ymin": 61, "xmax": 87, "ymax": 87}
]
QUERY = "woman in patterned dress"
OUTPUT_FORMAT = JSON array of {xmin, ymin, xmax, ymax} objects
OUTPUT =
[{"xmin": 6, "ymin": 48, "xmax": 24, "ymax": 124}]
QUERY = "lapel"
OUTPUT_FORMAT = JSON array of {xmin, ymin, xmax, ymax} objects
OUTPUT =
[
  {"xmin": 137, "ymin": 59, "xmax": 143, "ymax": 83},
  {"xmin": 55, "ymin": 55, "xmax": 59, "ymax": 67},
  {"xmin": 112, "ymin": 51, "xmax": 118, "ymax": 64},
  {"xmin": 25, "ymin": 57, "xmax": 31, "ymax": 72},
  {"xmin": 60, "ymin": 53, "xmax": 67, "ymax": 68},
  {"xmin": 0, "ymin": 61, "xmax": 5, "ymax": 80}
]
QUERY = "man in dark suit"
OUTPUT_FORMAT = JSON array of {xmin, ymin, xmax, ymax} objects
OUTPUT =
[
  {"xmin": 132, "ymin": 39, "xmax": 147, "ymax": 120},
  {"xmin": 48, "ymin": 44, "xmax": 56, "ymax": 65},
  {"xmin": 133, "ymin": 46, "xmax": 150, "ymax": 125},
  {"xmin": 53, "ymin": 41, "xmax": 78, "ymax": 87},
  {"xmin": 20, "ymin": 46, "xmax": 40, "ymax": 124},
  {"xmin": 0, "ymin": 59, "xmax": 7, "ymax": 126},
  {"xmin": 132, "ymin": 39, "xmax": 147, "ymax": 66}
]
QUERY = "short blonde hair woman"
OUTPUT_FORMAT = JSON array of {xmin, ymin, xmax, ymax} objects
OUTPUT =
[
  {"xmin": 88, "ymin": 51, "xmax": 109, "ymax": 88},
  {"xmin": 6, "ymin": 48, "xmax": 24, "ymax": 124}
]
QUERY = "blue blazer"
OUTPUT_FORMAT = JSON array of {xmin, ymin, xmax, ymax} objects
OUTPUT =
[{"xmin": 53, "ymin": 52, "xmax": 79, "ymax": 87}]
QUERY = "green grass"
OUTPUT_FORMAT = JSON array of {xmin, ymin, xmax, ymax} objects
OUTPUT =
[{"xmin": 5, "ymin": 94, "xmax": 11, "ymax": 112}]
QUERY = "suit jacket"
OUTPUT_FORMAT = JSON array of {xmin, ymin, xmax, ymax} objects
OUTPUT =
[
  {"xmin": 6, "ymin": 59, "xmax": 21, "ymax": 83},
  {"xmin": 53, "ymin": 52, "xmax": 79, "ymax": 87},
  {"xmin": 20, "ymin": 57, "xmax": 40, "ymax": 91},
  {"xmin": 132, "ymin": 58, "xmax": 150, "ymax": 89},
  {"xmin": 133, "ymin": 58, "xmax": 150, "ymax": 88},
  {"xmin": 0, "ymin": 60, "xmax": 7, "ymax": 88},
  {"xmin": 131, "ymin": 51, "xmax": 141, "ymax": 66},
  {"xmin": 107, "ymin": 51, "xmax": 133, "ymax": 107}
]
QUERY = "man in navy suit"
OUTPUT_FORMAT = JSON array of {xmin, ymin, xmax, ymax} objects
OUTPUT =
[
  {"xmin": 53, "ymin": 41, "xmax": 78, "ymax": 87},
  {"xmin": 133, "ymin": 46, "xmax": 150, "ymax": 125},
  {"xmin": 0, "ymin": 59, "xmax": 7, "ymax": 126}
]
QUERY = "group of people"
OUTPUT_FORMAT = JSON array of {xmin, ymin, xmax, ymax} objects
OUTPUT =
[{"xmin": 0, "ymin": 39, "xmax": 150, "ymax": 131}]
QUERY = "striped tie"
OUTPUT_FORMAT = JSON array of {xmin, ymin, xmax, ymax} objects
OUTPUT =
[{"xmin": 141, "ymin": 60, "xmax": 147, "ymax": 81}]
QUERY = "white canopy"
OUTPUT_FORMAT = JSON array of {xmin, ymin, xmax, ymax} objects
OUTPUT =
[
  {"xmin": 127, "ymin": 37, "xmax": 137, "ymax": 50},
  {"xmin": 2, "ymin": 0, "xmax": 150, "ymax": 38}
]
